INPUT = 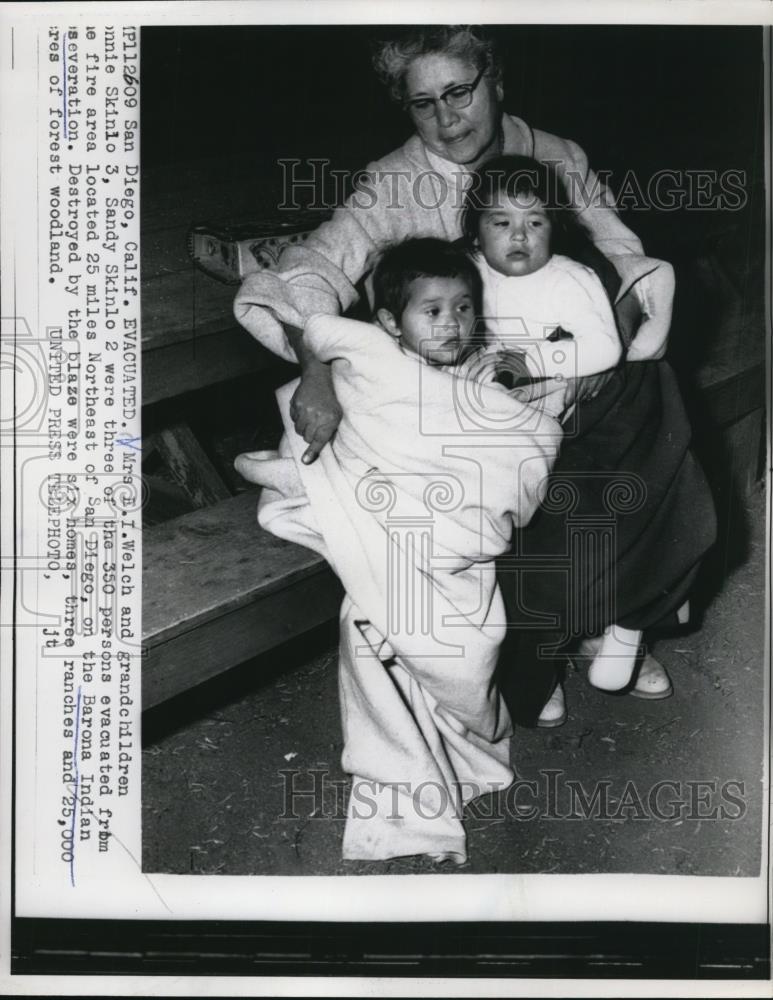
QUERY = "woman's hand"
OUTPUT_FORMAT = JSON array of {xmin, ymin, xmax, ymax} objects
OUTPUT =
[{"xmin": 285, "ymin": 323, "xmax": 343, "ymax": 464}]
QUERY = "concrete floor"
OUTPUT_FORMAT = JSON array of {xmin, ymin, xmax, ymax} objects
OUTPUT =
[{"xmin": 142, "ymin": 484, "xmax": 766, "ymax": 877}]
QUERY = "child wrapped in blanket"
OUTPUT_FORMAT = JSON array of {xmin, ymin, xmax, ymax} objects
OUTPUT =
[{"xmin": 237, "ymin": 238, "xmax": 563, "ymax": 864}]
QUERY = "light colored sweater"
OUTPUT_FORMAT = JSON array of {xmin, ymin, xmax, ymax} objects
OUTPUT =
[{"xmin": 234, "ymin": 113, "xmax": 673, "ymax": 363}]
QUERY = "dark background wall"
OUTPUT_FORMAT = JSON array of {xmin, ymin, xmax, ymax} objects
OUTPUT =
[
  {"xmin": 141, "ymin": 24, "xmax": 763, "ymax": 168},
  {"xmin": 140, "ymin": 24, "xmax": 764, "ymax": 248},
  {"xmin": 141, "ymin": 24, "xmax": 765, "ymax": 368}
]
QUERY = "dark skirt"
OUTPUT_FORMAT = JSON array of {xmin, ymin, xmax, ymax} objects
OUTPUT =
[{"xmin": 496, "ymin": 359, "xmax": 717, "ymax": 725}]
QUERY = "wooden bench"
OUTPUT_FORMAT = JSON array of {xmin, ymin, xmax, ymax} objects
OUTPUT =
[
  {"xmin": 142, "ymin": 270, "xmax": 276, "ymax": 405},
  {"xmin": 140, "ymin": 159, "xmax": 346, "ymax": 709},
  {"xmin": 141, "ymin": 157, "xmax": 295, "ymax": 406},
  {"xmin": 142, "ymin": 492, "xmax": 342, "ymax": 709}
]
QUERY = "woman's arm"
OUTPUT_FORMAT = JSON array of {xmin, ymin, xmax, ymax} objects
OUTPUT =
[
  {"xmin": 233, "ymin": 166, "xmax": 401, "ymax": 359},
  {"xmin": 233, "ymin": 160, "xmax": 420, "ymax": 461},
  {"xmin": 233, "ymin": 177, "xmax": 385, "ymax": 461},
  {"xmin": 532, "ymin": 128, "xmax": 644, "ymax": 258}
]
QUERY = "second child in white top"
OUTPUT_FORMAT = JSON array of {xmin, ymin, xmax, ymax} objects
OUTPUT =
[{"xmin": 463, "ymin": 154, "xmax": 640, "ymax": 705}]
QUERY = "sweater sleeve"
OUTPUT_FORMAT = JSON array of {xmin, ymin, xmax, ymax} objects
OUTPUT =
[
  {"xmin": 303, "ymin": 314, "xmax": 381, "ymax": 367},
  {"xmin": 233, "ymin": 154, "xmax": 426, "ymax": 362},
  {"xmin": 530, "ymin": 123, "xmax": 675, "ymax": 358},
  {"xmin": 532, "ymin": 129, "xmax": 644, "ymax": 258}
]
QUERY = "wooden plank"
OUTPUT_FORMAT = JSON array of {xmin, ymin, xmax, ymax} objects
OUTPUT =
[
  {"xmin": 142, "ymin": 570, "xmax": 341, "ymax": 709},
  {"xmin": 694, "ymin": 361, "xmax": 765, "ymax": 428},
  {"xmin": 142, "ymin": 324, "xmax": 276, "ymax": 405},
  {"xmin": 141, "ymin": 268, "xmax": 238, "ymax": 350},
  {"xmin": 141, "ymin": 156, "xmax": 284, "ymax": 239},
  {"xmin": 141, "ymin": 224, "xmax": 192, "ymax": 280},
  {"xmin": 723, "ymin": 408, "xmax": 765, "ymax": 497},
  {"xmin": 142, "ymin": 473, "xmax": 196, "ymax": 526},
  {"xmin": 142, "ymin": 492, "xmax": 330, "ymax": 647},
  {"xmin": 154, "ymin": 420, "xmax": 231, "ymax": 508},
  {"xmin": 140, "ymin": 156, "xmax": 292, "ymax": 286},
  {"xmin": 693, "ymin": 323, "xmax": 765, "ymax": 392},
  {"xmin": 706, "ymin": 407, "xmax": 766, "ymax": 499}
]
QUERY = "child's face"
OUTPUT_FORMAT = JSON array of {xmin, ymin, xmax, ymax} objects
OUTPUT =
[
  {"xmin": 393, "ymin": 276, "xmax": 476, "ymax": 366},
  {"xmin": 477, "ymin": 189, "xmax": 552, "ymax": 277}
]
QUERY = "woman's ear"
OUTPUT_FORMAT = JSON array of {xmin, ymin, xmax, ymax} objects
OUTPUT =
[{"xmin": 376, "ymin": 308, "xmax": 400, "ymax": 339}]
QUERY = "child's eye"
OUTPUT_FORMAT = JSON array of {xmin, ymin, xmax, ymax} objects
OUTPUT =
[
  {"xmin": 494, "ymin": 220, "xmax": 508, "ymax": 228},
  {"xmin": 426, "ymin": 308, "xmax": 440, "ymax": 317},
  {"xmin": 457, "ymin": 303, "xmax": 471, "ymax": 313},
  {"xmin": 530, "ymin": 220, "xmax": 543, "ymax": 228}
]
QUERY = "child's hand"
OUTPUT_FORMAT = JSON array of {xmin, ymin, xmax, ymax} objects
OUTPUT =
[
  {"xmin": 493, "ymin": 350, "xmax": 533, "ymax": 390},
  {"xmin": 284, "ymin": 322, "xmax": 343, "ymax": 464},
  {"xmin": 289, "ymin": 362, "xmax": 343, "ymax": 464}
]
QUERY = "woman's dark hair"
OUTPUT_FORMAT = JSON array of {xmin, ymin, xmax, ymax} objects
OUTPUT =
[
  {"xmin": 372, "ymin": 26, "xmax": 502, "ymax": 102},
  {"xmin": 372, "ymin": 237, "xmax": 483, "ymax": 319},
  {"xmin": 461, "ymin": 154, "xmax": 592, "ymax": 259}
]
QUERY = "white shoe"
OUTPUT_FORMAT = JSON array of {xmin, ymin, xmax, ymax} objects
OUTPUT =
[
  {"xmin": 586, "ymin": 625, "xmax": 641, "ymax": 691},
  {"xmin": 630, "ymin": 654, "xmax": 673, "ymax": 700},
  {"xmin": 537, "ymin": 683, "xmax": 567, "ymax": 728},
  {"xmin": 579, "ymin": 634, "xmax": 674, "ymax": 700}
]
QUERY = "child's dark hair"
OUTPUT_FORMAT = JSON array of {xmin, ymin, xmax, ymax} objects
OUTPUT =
[
  {"xmin": 461, "ymin": 154, "xmax": 622, "ymax": 301},
  {"xmin": 462, "ymin": 154, "xmax": 588, "ymax": 260},
  {"xmin": 372, "ymin": 237, "xmax": 483, "ymax": 319}
]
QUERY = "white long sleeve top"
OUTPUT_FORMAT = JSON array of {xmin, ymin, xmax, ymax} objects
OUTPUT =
[{"xmin": 477, "ymin": 253, "xmax": 622, "ymax": 381}]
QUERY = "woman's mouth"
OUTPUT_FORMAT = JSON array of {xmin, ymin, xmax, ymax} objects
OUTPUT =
[{"xmin": 443, "ymin": 131, "xmax": 471, "ymax": 145}]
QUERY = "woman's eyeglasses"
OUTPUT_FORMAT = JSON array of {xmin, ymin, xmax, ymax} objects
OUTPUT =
[{"xmin": 404, "ymin": 66, "xmax": 487, "ymax": 120}]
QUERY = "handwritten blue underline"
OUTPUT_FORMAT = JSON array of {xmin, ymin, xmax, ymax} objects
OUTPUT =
[
  {"xmin": 62, "ymin": 34, "xmax": 67, "ymax": 142},
  {"xmin": 116, "ymin": 436, "xmax": 142, "ymax": 452},
  {"xmin": 69, "ymin": 685, "xmax": 82, "ymax": 887}
]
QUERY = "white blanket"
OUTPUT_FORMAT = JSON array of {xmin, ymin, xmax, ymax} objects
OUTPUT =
[{"xmin": 254, "ymin": 315, "xmax": 562, "ymax": 862}]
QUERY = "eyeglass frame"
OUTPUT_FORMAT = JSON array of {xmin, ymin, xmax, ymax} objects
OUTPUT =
[{"xmin": 402, "ymin": 65, "xmax": 488, "ymax": 120}]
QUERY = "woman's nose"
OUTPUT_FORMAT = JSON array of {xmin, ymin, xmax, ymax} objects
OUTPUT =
[{"xmin": 436, "ymin": 100, "xmax": 459, "ymax": 128}]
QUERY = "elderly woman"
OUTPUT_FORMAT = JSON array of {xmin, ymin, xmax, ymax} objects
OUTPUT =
[{"xmin": 235, "ymin": 25, "xmax": 714, "ymax": 727}]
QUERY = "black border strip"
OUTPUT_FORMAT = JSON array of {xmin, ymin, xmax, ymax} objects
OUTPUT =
[
  {"xmin": 10, "ymin": 918, "xmax": 770, "ymax": 978},
  {"xmin": 8, "ymin": 21, "xmax": 773, "ymax": 987}
]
